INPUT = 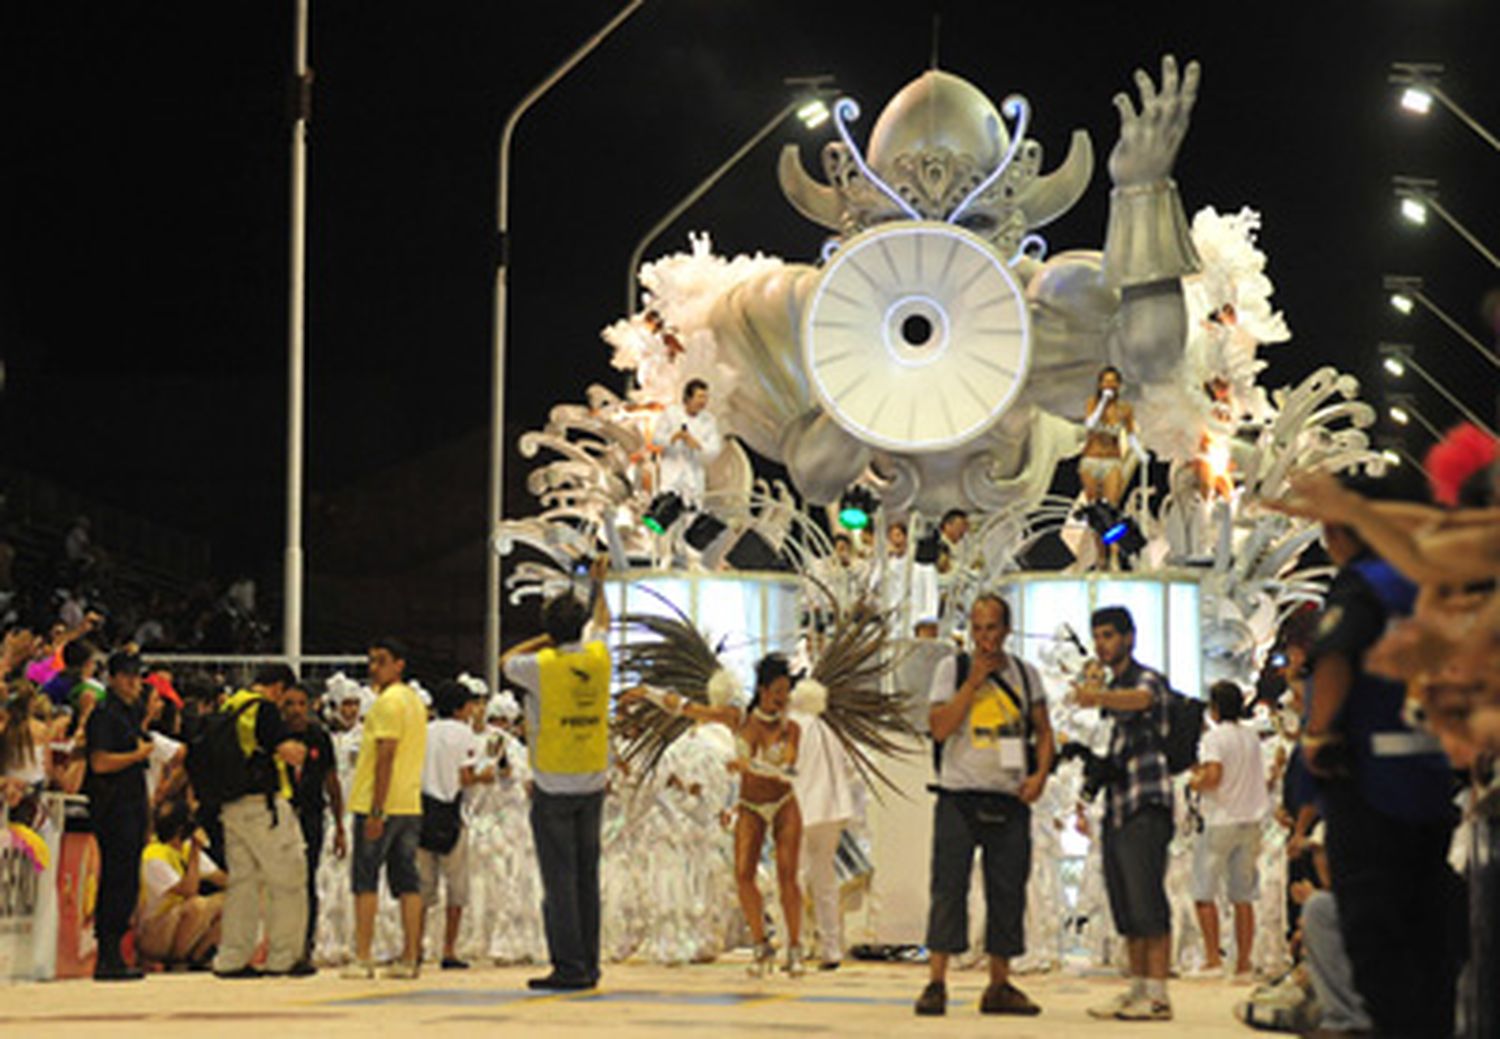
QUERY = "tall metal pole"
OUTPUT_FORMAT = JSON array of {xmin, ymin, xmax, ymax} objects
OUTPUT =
[
  {"xmin": 1415, "ymin": 289, "xmax": 1500, "ymax": 370},
  {"xmin": 1423, "ymin": 196, "xmax": 1500, "ymax": 270},
  {"xmin": 284, "ymin": 0, "xmax": 311, "ymax": 671},
  {"xmin": 1431, "ymin": 83, "xmax": 1500, "ymax": 153},
  {"xmin": 487, "ymin": 0, "xmax": 645, "ymax": 698},
  {"xmin": 1406, "ymin": 356, "xmax": 1499, "ymax": 438}
]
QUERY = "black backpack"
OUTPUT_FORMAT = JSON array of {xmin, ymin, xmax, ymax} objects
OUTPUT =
[
  {"xmin": 185, "ymin": 698, "xmax": 260, "ymax": 811},
  {"xmin": 1160, "ymin": 687, "xmax": 1207, "ymax": 775}
]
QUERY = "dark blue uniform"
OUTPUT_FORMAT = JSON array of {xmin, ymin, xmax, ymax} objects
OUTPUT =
[
  {"xmin": 84, "ymin": 694, "xmax": 148, "ymax": 969},
  {"xmin": 1311, "ymin": 555, "xmax": 1463, "ymax": 1037}
]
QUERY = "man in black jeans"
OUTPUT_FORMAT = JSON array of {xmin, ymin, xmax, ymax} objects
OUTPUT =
[
  {"xmin": 501, "ymin": 557, "xmax": 611, "ymax": 990},
  {"xmin": 85, "ymin": 651, "xmax": 153, "ymax": 980},
  {"xmin": 915, "ymin": 594, "xmax": 1054, "ymax": 1017},
  {"xmin": 281, "ymin": 681, "xmax": 345, "ymax": 967},
  {"xmin": 1303, "ymin": 516, "xmax": 1462, "ymax": 1037}
]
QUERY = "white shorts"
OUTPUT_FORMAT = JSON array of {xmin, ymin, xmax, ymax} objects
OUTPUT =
[
  {"xmin": 418, "ymin": 825, "xmax": 470, "ymax": 908},
  {"xmin": 1192, "ymin": 821, "xmax": 1261, "ymax": 904}
]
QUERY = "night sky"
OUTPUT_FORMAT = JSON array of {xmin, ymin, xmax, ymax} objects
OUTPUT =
[{"xmin": 3, "ymin": 1, "xmax": 1497, "ymax": 627}]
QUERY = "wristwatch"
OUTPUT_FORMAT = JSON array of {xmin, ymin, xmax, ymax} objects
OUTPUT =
[{"xmin": 369, "ymin": 808, "xmax": 385, "ymax": 820}]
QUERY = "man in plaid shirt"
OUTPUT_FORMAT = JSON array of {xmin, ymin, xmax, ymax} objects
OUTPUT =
[{"xmin": 1074, "ymin": 605, "xmax": 1175, "ymax": 1022}]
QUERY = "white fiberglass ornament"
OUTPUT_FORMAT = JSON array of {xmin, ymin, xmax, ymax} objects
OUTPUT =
[{"xmin": 803, "ymin": 221, "xmax": 1031, "ymax": 452}]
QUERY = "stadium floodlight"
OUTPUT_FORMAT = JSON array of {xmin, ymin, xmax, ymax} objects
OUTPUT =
[{"xmin": 1387, "ymin": 393, "xmax": 1442, "ymax": 439}]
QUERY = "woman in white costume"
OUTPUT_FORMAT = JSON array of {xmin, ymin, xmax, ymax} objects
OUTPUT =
[{"xmin": 791, "ymin": 703, "xmax": 856, "ymax": 970}]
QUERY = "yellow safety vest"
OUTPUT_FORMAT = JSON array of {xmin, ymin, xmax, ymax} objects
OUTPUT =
[{"xmin": 532, "ymin": 642, "xmax": 611, "ymax": 775}]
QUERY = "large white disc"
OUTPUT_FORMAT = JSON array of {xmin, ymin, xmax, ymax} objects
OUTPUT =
[{"xmin": 802, "ymin": 221, "xmax": 1031, "ymax": 453}]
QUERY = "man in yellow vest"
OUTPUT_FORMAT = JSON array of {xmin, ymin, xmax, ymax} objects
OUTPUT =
[
  {"xmin": 501, "ymin": 557, "xmax": 611, "ymax": 990},
  {"xmin": 213, "ymin": 663, "xmax": 312, "ymax": 978}
]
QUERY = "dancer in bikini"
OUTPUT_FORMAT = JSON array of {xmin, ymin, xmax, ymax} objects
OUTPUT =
[{"xmin": 622, "ymin": 653, "xmax": 806, "ymax": 976}]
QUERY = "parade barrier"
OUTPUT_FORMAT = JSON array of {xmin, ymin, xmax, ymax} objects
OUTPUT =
[{"xmin": 1, "ymin": 792, "xmax": 72, "ymax": 982}]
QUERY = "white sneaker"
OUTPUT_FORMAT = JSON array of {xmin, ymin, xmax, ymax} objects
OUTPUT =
[
  {"xmin": 1181, "ymin": 963, "xmax": 1224, "ymax": 980},
  {"xmin": 1230, "ymin": 970, "xmax": 1257, "ymax": 986},
  {"xmin": 383, "ymin": 960, "xmax": 420, "ymax": 980},
  {"xmin": 1115, "ymin": 995, "xmax": 1173, "ymax": 1021},
  {"xmin": 1087, "ymin": 991, "xmax": 1135, "ymax": 1019},
  {"xmin": 340, "ymin": 960, "xmax": 375, "ymax": 980}
]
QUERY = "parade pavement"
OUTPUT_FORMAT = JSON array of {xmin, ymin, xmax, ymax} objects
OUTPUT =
[{"xmin": 4, "ymin": 958, "xmax": 1273, "ymax": 1037}]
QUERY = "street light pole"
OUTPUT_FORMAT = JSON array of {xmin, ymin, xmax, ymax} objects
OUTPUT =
[
  {"xmin": 1391, "ymin": 63, "xmax": 1500, "ymax": 153},
  {"xmin": 1385, "ymin": 275, "xmax": 1500, "ymax": 370},
  {"xmin": 1381, "ymin": 344, "xmax": 1499, "ymax": 438},
  {"xmin": 625, "ymin": 77, "xmax": 834, "ymax": 316},
  {"xmin": 1420, "ymin": 194, "xmax": 1500, "ymax": 270},
  {"xmin": 1394, "ymin": 178, "xmax": 1500, "ymax": 271},
  {"xmin": 487, "ymin": 0, "xmax": 645, "ymax": 698},
  {"xmin": 283, "ymin": 0, "xmax": 311, "ymax": 671}
]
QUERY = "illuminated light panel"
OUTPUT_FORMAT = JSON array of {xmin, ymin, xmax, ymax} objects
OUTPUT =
[
  {"xmin": 1390, "ymin": 293, "xmax": 1415, "ymax": 315},
  {"xmin": 1383, "ymin": 357, "xmax": 1406, "ymax": 377},
  {"xmin": 1381, "ymin": 449, "xmax": 1402, "ymax": 466},
  {"xmin": 1400, "ymin": 87, "xmax": 1434, "ymax": 115},
  {"xmin": 1389, "ymin": 405, "xmax": 1411, "ymax": 425},
  {"xmin": 1400, "ymin": 196, "xmax": 1428, "ymax": 225}
]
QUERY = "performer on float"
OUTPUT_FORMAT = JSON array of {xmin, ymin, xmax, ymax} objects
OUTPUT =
[
  {"xmin": 623, "ymin": 653, "xmax": 807, "ymax": 976},
  {"xmin": 615, "ymin": 601, "xmax": 919, "ymax": 978},
  {"xmin": 650, "ymin": 377, "xmax": 722, "ymax": 510},
  {"xmin": 1080, "ymin": 366, "xmax": 1144, "ymax": 510}
]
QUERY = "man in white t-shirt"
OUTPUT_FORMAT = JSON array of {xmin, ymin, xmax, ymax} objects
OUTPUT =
[
  {"xmin": 915, "ymin": 595, "xmax": 1054, "ymax": 1017},
  {"xmin": 1187, "ymin": 681, "xmax": 1270, "ymax": 979},
  {"xmin": 418, "ymin": 680, "xmax": 495, "ymax": 969}
]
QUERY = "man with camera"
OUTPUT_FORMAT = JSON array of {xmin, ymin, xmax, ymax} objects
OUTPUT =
[
  {"xmin": 914, "ymin": 594, "xmax": 1054, "ymax": 1017},
  {"xmin": 1074, "ymin": 605, "xmax": 1175, "ymax": 1022}
]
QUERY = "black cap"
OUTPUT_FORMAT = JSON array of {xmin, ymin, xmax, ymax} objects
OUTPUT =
[{"xmin": 107, "ymin": 651, "xmax": 144, "ymax": 677}]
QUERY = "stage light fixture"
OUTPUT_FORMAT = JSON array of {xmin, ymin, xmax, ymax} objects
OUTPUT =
[
  {"xmin": 1399, "ymin": 196, "xmax": 1428, "ymax": 225},
  {"xmin": 642, "ymin": 491, "xmax": 685, "ymax": 534},
  {"xmin": 1382, "ymin": 356, "xmax": 1406, "ymax": 378},
  {"xmin": 1389, "ymin": 405, "xmax": 1411, "ymax": 426},
  {"xmin": 1390, "ymin": 292, "xmax": 1415, "ymax": 315},
  {"xmin": 837, "ymin": 485, "xmax": 878, "ymax": 530},
  {"xmin": 1380, "ymin": 449, "xmax": 1402, "ymax": 467},
  {"xmin": 684, "ymin": 511, "xmax": 727, "ymax": 550}
]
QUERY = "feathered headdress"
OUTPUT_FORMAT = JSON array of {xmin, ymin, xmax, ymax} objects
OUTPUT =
[{"xmin": 615, "ymin": 594, "xmax": 920, "ymax": 794}]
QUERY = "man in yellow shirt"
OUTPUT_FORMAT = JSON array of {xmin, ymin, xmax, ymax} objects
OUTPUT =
[{"xmin": 343, "ymin": 637, "xmax": 428, "ymax": 979}]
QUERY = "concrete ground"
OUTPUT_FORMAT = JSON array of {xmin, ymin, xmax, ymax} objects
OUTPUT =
[{"xmin": 3, "ymin": 958, "xmax": 1272, "ymax": 1037}]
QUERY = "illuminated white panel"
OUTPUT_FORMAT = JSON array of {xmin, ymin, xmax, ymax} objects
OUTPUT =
[{"xmin": 1168, "ymin": 581, "xmax": 1203, "ymax": 699}]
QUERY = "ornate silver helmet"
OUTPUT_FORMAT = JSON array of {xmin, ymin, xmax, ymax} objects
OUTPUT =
[{"xmin": 779, "ymin": 70, "xmax": 1094, "ymax": 259}]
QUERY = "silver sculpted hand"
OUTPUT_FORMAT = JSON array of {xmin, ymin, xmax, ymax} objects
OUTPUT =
[{"xmin": 1108, "ymin": 55, "xmax": 1201, "ymax": 188}]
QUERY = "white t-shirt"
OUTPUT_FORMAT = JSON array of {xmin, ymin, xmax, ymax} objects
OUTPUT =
[
  {"xmin": 929, "ymin": 652, "xmax": 1045, "ymax": 795},
  {"xmin": 422, "ymin": 718, "xmax": 481, "ymax": 803},
  {"xmin": 145, "ymin": 732, "xmax": 184, "ymax": 801},
  {"xmin": 1199, "ymin": 721, "xmax": 1270, "ymax": 826}
]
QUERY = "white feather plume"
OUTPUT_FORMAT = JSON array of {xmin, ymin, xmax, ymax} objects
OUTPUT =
[
  {"xmin": 705, "ymin": 667, "xmax": 742, "ymax": 708},
  {"xmin": 788, "ymin": 678, "xmax": 828, "ymax": 717}
]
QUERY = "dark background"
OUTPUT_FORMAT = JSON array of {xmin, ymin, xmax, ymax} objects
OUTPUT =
[{"xmin": 2, "ymin": 1, "xmax": 1496, "ymax": 662}]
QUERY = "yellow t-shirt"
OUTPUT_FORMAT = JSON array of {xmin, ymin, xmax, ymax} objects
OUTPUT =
[{"xmin": 348, "ymin": 681, "xmax": 427, "ymax": 816}]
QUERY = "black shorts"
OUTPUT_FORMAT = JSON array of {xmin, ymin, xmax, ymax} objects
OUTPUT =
[
  {"xmin": 1103, "ymin": 805, "xmax": 1172, "ymax": 938},
  {"xmin": 351, "ymin": 813, "xmax": 421, "ymax": 897}
]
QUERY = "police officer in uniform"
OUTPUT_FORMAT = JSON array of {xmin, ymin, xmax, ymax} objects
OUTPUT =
[
  {"xmin": 85, "ymin": 652, "xmax": 152, "ymax": 980},
  {"xmin": 1303, "ymin": 506, "xmax": 1463, "ymax": 1037}
]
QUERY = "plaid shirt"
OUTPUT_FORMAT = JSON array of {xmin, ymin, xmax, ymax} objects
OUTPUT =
[{"xmin": 1103, "ymin": 660, "xmax": 1173, "ymax": 829}]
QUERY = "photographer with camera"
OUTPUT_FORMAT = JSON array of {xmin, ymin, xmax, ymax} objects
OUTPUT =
[
  {"xmin": 914, "ymin": 594, "xmax": 1053, "ymax": 1018},
  {"xmin": 1074, "ymin": 606, "xmax": 1175, "ymax": 1022}
]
